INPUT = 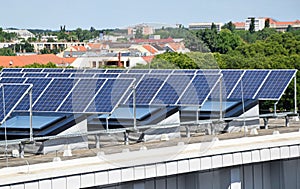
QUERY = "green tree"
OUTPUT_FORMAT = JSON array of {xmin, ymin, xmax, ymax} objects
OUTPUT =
[
  {"xmin": 222, "ymin": 21, "xmax": 236, "ymax": 32},
  {"xmin": 249, "ymin": 18, "xmax": 255, "ymax": 33},
  {"xmin": 265, "ymin": 18, "xmax": 270, "ymax": 28}
]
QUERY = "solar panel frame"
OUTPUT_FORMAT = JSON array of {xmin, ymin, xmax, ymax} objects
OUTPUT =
[
  {"xmin": 0, "ymin": 83, "xmax": 32, "ymax": 124},
  {"xmin": 255, "ymin": 69, "xmax": 297, "ymax": 100}
]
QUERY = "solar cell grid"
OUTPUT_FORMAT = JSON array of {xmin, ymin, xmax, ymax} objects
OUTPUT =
[
  {"xmin": 1, "ymin": 68, "xmax": 22, "ymax": 72},
  {"xmin": 70, "ymin": 73, "xmax": 95, "ymax": 78},
  {"xmin": 94, "ymin": 73, "xmax": 119, "ymax": 78},
  {"xmin": 0, "ymin": 77, "xmax": 26, "ymax": 83},
  {"xmin": 63, "ymin": 69, "xmax": 85, "ymax": 73},
  {"xmin": 24, "ymin": 73, "xmax": 48, "ymax": 77},
  {"xmin": 127, "ymin": 74, "xmax": 168, "ymax": 105},
  {"xmin": 58, "ymin": 79, "xmax": 106, "ymax": 112},
  {"xmin": 178, "ymin": 74, "xmax": 220, "ymax": 106},
  {"xmin": 128, "ymin": 69, "xmax": 150, "ymax": 73},
  {"xmin": 0, "ymin": 84, "xmax": 31, "ymax": 124},
  {"xmin": 151, "ymin": 74, "xmax": 192, "ymax": 105},
  {"xmin": 33, "ymin": 78, "xmax": 78, "ymax": 111},
  {"xmin": 85, "ymin": 79, "xmax": 134, "ymax": 113},
  {"xmin": 105, "ymin": 69, "xmax": 127, "ymax": 73},
  {"xmin": 15, "ymin": 78, "xmax": 53, "ymax": 111},
  {"xmin": 255, "ymin": 70, "xmax": 296, "ymax": 100},
  {"xmin": 22, "ymin": 68, "xmax": 43, "ymax": 73},
  {"xmin": 150, "ymin": 69, "xmax": 173, "ymax": 74},
  {"xmin": 229, "ymin": 70, "xmax": 269, "ymax": 100},
  {"xmin": 0, "ymin": 72, "xmax": 24, "ymax": 77},
  {"xmin": 84, "ymin": 69, "xmax": 105, "ymax": 73},
  {"xmin": 42, "ymin": 68, "xmax": 64, "ymax": 73},
  {"xmin": 47, "ymin": 73, "xmax": 71, "ymax": 78}
]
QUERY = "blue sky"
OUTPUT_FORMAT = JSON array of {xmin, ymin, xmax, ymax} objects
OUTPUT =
[{"xmin": 0, "ymin": 0, "xmax": 299, "ymax": 30}]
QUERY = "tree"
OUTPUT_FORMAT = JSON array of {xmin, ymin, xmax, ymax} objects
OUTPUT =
[
  {"xmin": 265, "ymin": 18, "xmax": 270, "ymax": 28},
  {"xmin": 249, "ymin": 18, "xmax": 255, "ymax": 33},
  {"xmin": 135, "ymin": 28, "xmax": 143, "ymax": 39},
  {"xmin": 287, "ymin": 25, "xmax": 294, "ymax": 32},
  {"xmin": 211, "ymin": 23, "xmax": 217, "ymax": 31},
  {"xmin": 222, "ymin": 21, "xmax": 236, "ymax": 32}
]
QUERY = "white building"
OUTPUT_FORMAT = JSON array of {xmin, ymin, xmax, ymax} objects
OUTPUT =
[
  {"xmin": 245, "ymin": 17, "xmax": 265, "ymax": 31},
  {"xmin": 189, "ymin": 22, "xmax": 224, "ymax": 32},
  {"xmin": 3, "ymin": 29, "xmax": 35, "ymax": 40}
]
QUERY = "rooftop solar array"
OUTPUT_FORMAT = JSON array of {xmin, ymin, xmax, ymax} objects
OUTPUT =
[
  {"xmin": 0, "ymin": 84, "xmax": 32, "ymax": 124},
  {"xmin": 0, "ymin": 69, "xmax": 297, "ymax": 114}
]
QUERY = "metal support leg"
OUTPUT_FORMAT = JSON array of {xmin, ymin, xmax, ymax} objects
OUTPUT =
[
  {"xmin": 185, "ymin": 126, "xmax": 190, "ymax": 138},
  {"xmin": 19, "ymin": 143, "xmax": 25, "ymax": 159},
  {"xmin": 95, "ymin": 134, "xmax": 100, "ymax": 149},
  {"xmin": 285, "ymin": 116, "xmax": 290, "ymax": 127},
  {"xmin": 124, "ymin": 132, "xmax": 129, "ymax": 145},
  {"xmin": 263, "ymin": 118, "xmax": 269, "ymax": 129}
]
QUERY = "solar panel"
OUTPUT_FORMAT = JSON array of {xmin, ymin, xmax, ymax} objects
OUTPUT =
[
  {"xmin": 47, "ymin": 73, "xmax": 71, "ymax": 78},
  {"xmin": 33, "ymin": 78, "xmax": 78, "ymax": 111},
  {"xmin": 0, "ymin": 77, "xmax": 26, "ymax": 83},
  {"xmin": 128, "ymin": 69, "xmax": 150, "ymax": 73},
  {"xmin": 200, "ymin": 69, "xmax": 221, "ymax": 74},
  {"xmin": 1, "ymin": 68, "xmax": 23, "ymax": 72},
  {"xmin": 42, "ymin": 68, "xmax": 64, "ymax": 73},
  {"xmin": 126, "ymin": 74, "xmax": 168, "ymax": 105},
  {"xmin": 63, "ymin": 69, "xmax": 85, "ymax": 73},
  {"xmin": 58, "ymin": 79, "xmax": 106, "ymax": 112},
  {"xmin": 94, "ymin": 73, "xmax": 119, "ymax": 78},
  {"xmin": 229, "ymin": 70, "xmax": 269, "ymax": 100},
  {"xmin": 105, "ymin": 69, "xmax": 127, "ymax": 73},
  {"xmin": 85, "ymin": 78, "xmax": 134, "ymax": 113},
  {"xmin": 150, "ymin": 69, "xmax": 173, "ymax": 74},
  {"xmin": 15, "ymin": 78, "xmax": 53, "ymax": 111},
  {"xmin": 0, "ymin": 84, "xmax": 32, "ymax": 124},
  {"xmin": 84, "ymin": 69, "xmax": 105, "ymax": 73},
  {"xmin": 70, "ymin": 73, "xmax": 95, "ymax": 78},
  {"xmin": 24, "ymin": 73, "xmax": 48, "ymax": 77},
  {"xmin": 173, "ymin": 70, "xmax": 196, "ymax": 74},
  {"xmin": 208, "ymin": 70, "xmax": 244, "ymax": 100},
  {"xmin": 178, "ymin": 74, "xmax": 221, "ymax": 106},
  {"xmin": 151, "ymin": 74, "xmax": 193, "ymax": 105},
  {"xmin": 22, "ymin": 68, "xmax": 43, "ymax": 73},
  {"xmin": 0, "ymin": 72, "xmax": 24, "ymax": 77},
  {"xmin": 255, "ymin": 70, "xmax": 296, "ymax": 100}
]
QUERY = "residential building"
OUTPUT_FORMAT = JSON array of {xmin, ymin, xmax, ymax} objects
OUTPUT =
[
  {"xmin": 0, "ymin": 54, "xmax": 75, "ymax": 67},
  {"xmin": 245, "ymin": 17, "xmax": 265, "ymax": 31},
  {"xmin": 233, "ymin": 22, "xmax": 245, "ymax": 30},
  {"xmin": 128, "ymin": 24, "xmax": 155, "ymax": 36},
  {"xmin": 189, "ymin": 22, "xmax": 224, "ymax": 32},
  {"xmin": 267, "ymin": 18, "xmax": 300, "ymax": 32}
]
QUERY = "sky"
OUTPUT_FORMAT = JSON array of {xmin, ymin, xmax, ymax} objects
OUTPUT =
[{"xmin": 0, "ymin": 0, "xmax": 299, "ymax": 30}]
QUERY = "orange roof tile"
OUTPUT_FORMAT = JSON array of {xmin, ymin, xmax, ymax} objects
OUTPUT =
[
  {"xmin": 0, "ymin": 54, "xmax": 76, "ymax": 67},
  {"xmin": 142, "ymin": 44, "xmax": 158, "ymax": 54},
  {"xmin": 71, "ymin": 46, "xmax": 87, "ymax": 52},
  {"xmin": 233, "ymin": 22, "xmax": 245, "ymax": 27},
  {"xmin": 142, "ymin": 56, "xmax": 154, "ymax": 63}
]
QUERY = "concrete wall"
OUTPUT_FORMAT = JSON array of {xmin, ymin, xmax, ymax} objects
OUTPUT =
[{"xmin": 95, "ymin": 158, "xmax": 300, "ymax": 189}]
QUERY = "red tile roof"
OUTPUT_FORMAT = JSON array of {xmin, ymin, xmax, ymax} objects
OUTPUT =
[
  {"xmin": 142, "ymin": 56, "xmax": 154, "ymax": 63},
  {"xmin": 132, "ymin": 37, "xmax": 174, "ymax": 44},
  {"xmin": 0, "ymin": 54, "xmax": 76, "ymax": 67},
  {"xmin": 71, "ymin": 46, "xmax": 87, "ymax": 52},
  {"xmin": 142, "ymin": 44, "xmax": 158, "ymax": 54},
  {"xmin": 233, "ymin": 22, "xmax": 245, "ymax": 27}
]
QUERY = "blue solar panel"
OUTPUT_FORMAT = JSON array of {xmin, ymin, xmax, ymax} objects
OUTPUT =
[
  {"xmin": 1, "ymin": 68, "xmax": 22, "ymax": 72},
  {"xmin": 33, "ymin": 78, "xmax": 78, "ymax": 111},
  {"xmin": 128, "ymin": 69, "xmax": 150, "ymax": 73},
  {"xmin": 255, "ymin": 70, "xmax": 296, "ymax": 100},
  {"xmin": 58, "ymin": 79, "xmax": 106, "ymax": 112},
  {"xmin": 94, "ymin": 73, "xmax": 119, "ymax": 78},
  {"xmin": 63, "ymin": 69, "xmax": 85, "ymax": 73},
  {"xmin": 150, "ymin": 70, "xmax": 173, "ymax": 74},
  {"xmin": 173, "ymin": 70, "xmax": 196, "ymax": 74},
  {"xmin": 0, "ymin": 77, "xmax": 26, "ymax": 83},
  {"xmin": 208, "ymin": 70, "xmax": 244, "ymax": 100},
  {"xmin": 24, "ymin": 73, "xmax": 48, "ymax": 77},
  {"xmin": 178, "ymin": 74, "xmax": 220, "ymax": 105},
  {"xmin": 70, "ymin": 73, "xmax": 95, "ymax": 78},
  {"xmin": 84, "ymin": 69, "xmax": 105, "ymax": 73},
  {"xmin": 22, "ymin": 68, "xmax": 43, "ymax": 73},
  {"xmin": 229, "ymin": 70, "xmax": 269, "ymax": 100},
  {"xmin": 127, "ymin": 74, "xmax": 168, "ymax": 105},
  {"xmin": 0, "ymin": 84, "xmax": 31, "ymax": 124},
  {"xmin": 15, "ymin": 78, "xmax": 53, "ymax": 111},
  {"xmin": 47, "ymin": 73, "xmax": 71, "ymax": 78},
  {"xmin": 0, "ymin": 72, "xmax": 24, "ymax": 77},
  {"xmin": 151, "ymin": 74, "xmax": 192, "ymax": 105},
  {"xmin": 42, "ymin": 68, "xmax": 64, "ymax": 73},
  {"xmin": 200, "ymin": 69, "xmax": 221, "ymax": 74},
  {"xmin": 85, "ymin": 79, "xmax": 134, "ymax": 113},
  {"xmin": 105, "ymin": 69, "xmax": 127, "ymax": 73}
]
